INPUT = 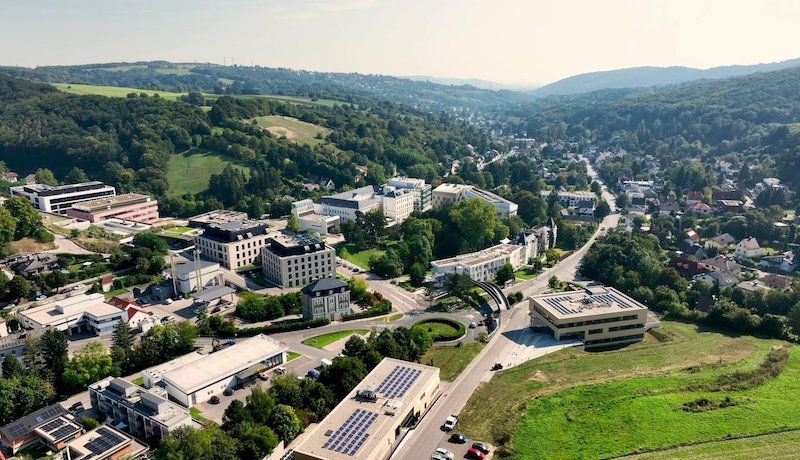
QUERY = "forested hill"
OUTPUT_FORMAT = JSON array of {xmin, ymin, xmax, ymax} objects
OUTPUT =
[
  {"xmin": 506, "ymin": 66, "xmax": 800, "ymax": 189},
  {"xmin": 0, "ymin": 73, "xmax": 492, "ymax": 217},
  {"xmin": 531, "ymin": 57, "xmax": 800, "ymax": 96},
  {"xmin": 0, "ymin": 61, "xmax": 534, "ymax": 112}
]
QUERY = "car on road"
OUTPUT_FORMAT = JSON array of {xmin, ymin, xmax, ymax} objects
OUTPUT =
[
  {"xmin": 165, "ymin": 298, "xmax": 174, "ymax": 305},
  {"xmin": 466, "ymin": 448, "xmax": 486, "ymax": 459},
  {"xmin": 469, "ymin": 322, "xmax": 477, "ymax": 328},
  {"xmin": 431, "ymin": 455, "xmax": 447, "ymax": 460},
  {"xmin": 161, "ymin": 316, "xmax": 175, "ymax": 324},
  {"xmin": 352, "ymin": 267, "xmax": 360, "ymax": 272},
  {"xmin": 223, "ymin": 388, "xmax": 235, "ymax": 396},
  {"xmin": 209, "ymin": 396, "xmax": 220, "ymax": 404},
  {"xmin": 471, "ymin": 442, "xmax": 490, "ymax": 454},
  {"xmin": 448, "ymin": 433, "xmax": 467, "ymax": 444},
  {"xmin": 600, "ymin": 225, "xmax": 607, "ymax": 231},
  {"xmin": 73, "ymin": 284, "xmax": 86, "ymax": 291},
  {"xmin": 434, "ymin": 448, "xmax": 454, "ymax": 460},
  {"xmin": 35, "ymin": 295, "xmax": 47, "ymax": 301},
  {"xmin": 491, "ymin": 362, "xmax": 504, "ymax": 371},
  {"xmin": 442, "ymin": 415, "xmax": 458, "ymax": 431}
]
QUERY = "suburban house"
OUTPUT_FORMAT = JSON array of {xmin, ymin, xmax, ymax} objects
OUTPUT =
[
  {"xmin": 688, "ymin": 202, "xmax": 713, "ymax": 215},
  {"xmin": 658, "ymin": 200, "xmax": 681, "ymax": 215},
  {"xmin": 685, "ymin": 191, "xmax": 703, "ymax": 206},
  {"xmin": 734, "ymin": 237, "xmax": 763, "ymax": 259},
  {"xmin": 668, "ymin": 257, "xmax": 709, "ymax": 278},
  {"xmin": 760, "ymin": 251, "xmax": 799, "ymax": 273},
  {"xmin": 2, "ymin": 252, "xmax": 59, "ymax": 278},
  {"xmin": 705, "ymin": 233, "xmax": 736, "ymax": 250},
  {"xmin": 701, "ymin": 256, "xmax": 745, "ymax": 274},
  {"xmin": 107, "ymin": 296, "xmax": 154, "ymax": 329},
  {"xmin": 761, "ymin": 273, "xmax": 793, "ymax": 290},
  {"xmin": 716, "ymin": 200, "xmax": 743, "ymax": 213},
  {"xmin": 712, "ymin": 190, "xmax": 739, "ymax": 201},
  {"xmin": 2, "ymin": 172, "xmax": 18, "ymax": 183},
  {"xmin": 684, "ymin": 228, "xmax": 699, "ymax": 243},
  {"xmin": 696, "ymin": 269, "xmax": 738, "ymax": 288},
  {"xmin": 676, "ymin": 241, "xmax": 705, "ymax": 259}
]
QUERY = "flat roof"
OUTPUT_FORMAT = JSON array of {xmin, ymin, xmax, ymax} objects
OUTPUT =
[
  {"xmin": 161, "ymin": 334, "xmax": 288, "ymax": 394},
  {"xmin": 294, "ymin": 358, "xmax": 439, "ymax": 460},
  {"xmin": 20, "ymin": 295, "xmax": 123, "ymax": 326},
  {"xmin": 0, "ymin": 328, "xmax": 44, "ymax": 351},
  {"xmin": 531, "ymin": 286, "xmax": 648, "ymax": 320},
  {"xmin": 34, "ymin": 416, "xmax": 82, "ymax": 444},
  {"xmin": 432, "ymin": 243, "xmax": 519, "ymax": 268},
  {"xmin": 70, "ymin": 193, "xmax": 153, "ymax": 212},
  {"xmin": 173, "ymin": 260, "xmax": 219, "ymax": 278},
  {"xmin": 142, "ymin": 351, "xmax": 206, "ymax": 380},
  {"xmin": 188, "ymin": 210, "xmax": 249, "ymax": 226},
  {"xmin": 66, "ymin": 425, "xmax": 143, "ymax": 460},
  {"xmin": 433, "ymin": 183, "xmax": 472, "ymax": 195},
  {"xmin": 192, "ymin": 286, "xmax": 235, "ymax": 303}
]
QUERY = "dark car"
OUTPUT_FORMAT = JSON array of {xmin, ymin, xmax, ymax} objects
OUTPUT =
[
  {"xmin": 491, "ymin": 362, "xmax": 504, "ymax": 371},
  {"xmin": 466, "ymin": 448, "xmax": 485, "ymax": 459},
  {"xmin": 448, "ymin": 433, "xmax": 467, "ymax": 444},
  {"xmin": 471, "ymin": 442, "xmax": 490, "ymax": 454},
  {"xmin": 223, "ymin": 388, "xmax": 235, "ymax": 396},
  {"xmin": 68, "ymin": 402, "xmax": 84, "ymax": 414},
  {"xmin": 209, "ymin": 396, "xmax": 220, "ymax": 404}
]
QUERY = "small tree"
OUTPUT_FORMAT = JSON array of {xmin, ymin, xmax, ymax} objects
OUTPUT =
[
  {"xmin": 1, "ymin": 354, "xmax": 23, "ymax": 379},
  {"xmin": 548, "ymin": 276, "xmax": 561, "ymax": 289},
  {"xmin": 409, "ymin": 262, "xmax": 426, "ymax": 287},
  {"xmin": 495, "ymin": 263, "xmax": 515, "ymax": 286},
  {"xmin": 286, "ymin": 213, "xmax": 301, "ymax": 233}
]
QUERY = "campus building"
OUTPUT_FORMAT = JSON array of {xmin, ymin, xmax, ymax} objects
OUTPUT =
[
  {"xmin": 292, "ymin": 358, "xmax": 440, "ymax": 460},
  {"xmin": 431, "ymin": 243, "xmax": 525, "ymax": 284},
  {"xmin": 187, "ymin": 210, "xmax": 249, "ymax": 229},
  {"xmin": 172, "ymin": 260, "xmax": 222, "ymax": 294},
  {"xmin": 432, "ymin": 183, "xmax": 519, "ymax": 217},
  {"xmin": 292, "ymin": 199, "xmax": 341, "ymax": 236},
  {"xmin": 529, "ymin": 285, "xmax": 649, "ymax": 347},
  {"xmin": 0, "ymin": 404, "xmax": 80, "ymax": 455},
  {"xmin": 10, "ymin": 181, "xmax": 116, "ymax": 215},
  {"xmin": 301, "ymin": 278, "xmax": 351, "ymax": 321},
  {"xmin": 65, "ymin": 193, "xmax": 159, "ymax": 224},
  {"xmin": 431, "ymin": 183, "xmax": 472, "ymax": 207},
  {"xmin": 17, "ymin": 294, "xmax": 126, "ymax": 337},
  {"xmin": 89, "ymin": 377, "xmax": 193, "ymax": 441},
  {"xmin": 159, "ymin": 334, "xmax": 288, "ymax": 407},
  {"xmin": 387, "ymin": 177, "xmax": 433, "ymax": 211},
  {"xmin": 316, "ymin": 185, "xmax": 414, "ymax": 224},
  {"xmin": 261, "ymin": 232, "xmax": 336, "ymax": 288},
  {"xmin": 194, "ymin": 220, "xmax": 271, "ymax": 269},
  {"xmin": 540, "ymin": 190, "xmax": 597, "ymax": 209}
]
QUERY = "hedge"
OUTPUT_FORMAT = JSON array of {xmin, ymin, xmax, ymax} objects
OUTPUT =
[
  {"xmin": 235, "ymin": 318, "xmax": 330, "ymax": 337},
  {"xmin": 413, "ymin": 318, "xmax": 466, "ymax": 341},
  {"xmin": 341, "ymin": 300, "xmax": 392, "ymax": 322}
]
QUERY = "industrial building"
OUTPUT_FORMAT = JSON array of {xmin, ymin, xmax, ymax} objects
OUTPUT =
[
  {"xmin": 301, "ymin": 278, "xmax": 351, "ymax": 321},
  {"xmin": 194, "ymin": 220, "xmax": 271, "ymax": 269},
  {"xmin": 17, "ymin": 294, "xmax": 126, "ymax": 336},
  {"xmin": 261, "ymin": 232, "xmax": 336, "ymax": 288},
  {"xmin": 159, "ymin": 334, "xmax": 288, "ymax": 407},
  {"xmin": 292, "ymin": 358, "xmax": 440, "ymax": 460},
  {"xmin": 10, "ymin": 181, "xmax": 116, "ymax": 215},
  {"xmin": 65, "ymin": 193, "xmax": 159, "ymax": 224},
  {"xmin": 529, "ymin": 285, "xmax": 649, "ymax": 347},
  {"xmin": 172, "ymin": 260, "xmax": 222, "ymax": 294}
]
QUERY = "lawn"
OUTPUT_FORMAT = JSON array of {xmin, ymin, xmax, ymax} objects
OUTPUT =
[
  {"xmin": 417, "ymin": 320, "xmax": 459, "ymax": 338},
  {"xmin": 288, "ymin": 351, "xmax": 301, "ymax": 361},
  {"xmin": 301, "ymin": 329, "xmax": 369, "ymax": 348},
  {"xmin": 53, "ymin": 82, "xmax": 186, "ymax": 100},
  {"xmin": 419, "ymin": 343, "xmax": 485, "ymax": 381},
  {"xmin": 458, "ymin": 321, "xmax": 789, "ymax": 458},
  {"xmin": 338, "ymin": 242, "xmax": 397, "ymax": 270},
  {"xmin": 514, "ymin": 267, "xmax": 539, "ymax": 280},
  {"xmin": 625, "ymin": 429, "xmax": 800, "ymax": 460},
  {"xmin": 8, "ymin": 237, "xmax": 56, "ymax": 253},
  {"xmin": 132, "ymin": 377, "xmax": 144, "ymax": 386},
  {"xmin": 167, "ymin": 148, "xmax": 250, "ymax": 196},
  {"xmin": 251, "ymin": 115, "xmax": 332, "ymax": 146},
  {"xmin": 189, "ymin": 407, "xmax": 216, "ymax": 427}
]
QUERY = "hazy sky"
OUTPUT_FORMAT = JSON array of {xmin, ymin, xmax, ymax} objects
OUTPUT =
[{"xmin": 2, "ymin": 0, "xmax": 800, "ymax": 85}]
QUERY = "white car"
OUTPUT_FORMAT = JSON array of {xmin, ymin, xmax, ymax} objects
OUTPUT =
[
  {"xmin": 73, "ymin": 284, "xmax": 86, "ymax": 291},
  {"xmin": 165, "ymin": 298, "xmax": 174, "ymax": 305},
  {"xmin": 443, "ymin": 415, "xmax": 458, "ymax": 431},
  {"xmin": 435, "ymin": 448, "xmax": 454, "ymax": 460},
  {"xmin": 35, "ymin": 295, "xmax": 47, "ymax": 301}
]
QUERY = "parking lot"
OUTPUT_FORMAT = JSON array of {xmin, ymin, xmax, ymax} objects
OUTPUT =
[{"xmin": 435, "ymin": 429, "xmax": 494, "ymax": 459}]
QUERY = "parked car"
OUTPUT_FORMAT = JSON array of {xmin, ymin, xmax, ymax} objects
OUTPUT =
[
  {"xmin": 275, "ymin": 367, "xmax": 287, "ymax": 375},
  {"xmin": 165, "ymin": 298, "xmax": 174, "ymax": 305},
  {"xmin": 161, "ymin": 316, "xmax": 175, "ymax": 324},
  {"xmin": 209, "ymin": 396, "xmax": 220, "ymax": 404},
  {"xmin": 491, "ymin": 362, "xmax": 504, "ymax": 371},
  {"xmin": 442, "ymin": 415, "xmax": 458, "ymax": 431},
  {"xmin": 35, "ymin": 295, "xmax": 47, "ymax": 301},
  {"xmin": 471, "ymin": 442, "xmax": 490, "ymax": 454},
  {"xmin": 435, "ymin": 448, "xmax": 454, "ymax": 460},
  {"xmin": 466, "ymin": 448, "xmax": 486, "ymax": 459},
  {"xmin": 258, "ymin": 370, "xmax": 269, "ymax": 381},
  {"xmin": 223, "ymin": 388, "xmax": 235, "ymax": 396},
  {"xmin": 307, "ymin": 369, "xmax": 320, "ymax": 379},
  {"xmin": 68, "ymin": 402, "xmax": 84, "ymax": 414},
  {"xmin": 448, "ymin": 433, "xmax": 467, "ymax": 444},
  {"xmin": 73, "ymin": 284, "xmax": 86, "ymax": 291},
  {"xmin": 469, "ymin": 322, "xmax": 477, "ymax": 328}
]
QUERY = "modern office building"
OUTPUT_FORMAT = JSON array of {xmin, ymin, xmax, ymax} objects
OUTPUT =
[
  {"xmin": 172, "ymin": 260, "xmax": 221, "ymax": 294},
  {"xmin": 10, "ymin": 181, "xmax": 116, "ymax": 215},
  {"xmin": 187, "ymin": 210, "xmax": 249, "ymax": 229},
  {"xmin": 529, "ymin": 285, "xmax": 649, "ymax": 347},
  {"xmin": 65, "ymin": 193, "xmax": 159, "ymax": 224},
  {"xmin": 159, "ymin": 334, "xmax": 288, "ymax": 407},
  {"xmin": 194, "ymin": 220, "xmax": 271, "ymax": 269},
  {"xmin": 387, "ymin": 177, "xmax": 433, "ymax": 211},
  {"xmin": 316, "ymin": 185, "xmax": 414, "ymax": 224},
  {"xmin": 17, "ymin": 294, "xmax": 126, "ymax": 336},
  {"xmin": 292, "ymin": 358, "xmax": 440, "ymax": 460},
  {"xmin": 431, "ymin": 243, "xmax": 525, "ymax": 284},
  {"xmin": 292, "ymin": 199, "xmax": 341, "ymax": 236},
  {"xmin": 540, "ymin": 190, "xmax": 597, "ymax": 209},
  {"xmin": 89, "ymin": 377, "xmax": 193, "ymax": 442},
  {"xmin": 261, "ymin": 232, "xmax": 336, "ymax": 288},
  {"xmin": 0, "ymin": 404, "xmax": 79, "ymax": 455},
  {"xmin": 431, "ymin": 183, "xmax": 472, "ymax": 207},
  {"xmin": 301, "ymin": 278, "xmax": 351, "ymax": 321}
]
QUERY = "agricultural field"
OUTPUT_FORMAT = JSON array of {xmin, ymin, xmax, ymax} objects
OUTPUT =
[
  {"xmin": 458, "ymin": 321, "xmax": 797, "ymax": 459},
  {"xmin": 52, "ymin": 83, "xmax": 186, "ymax": 100},
  {"xmin": 251, "ymin": 115, "xmax": 332, "ymax": 146},
  {"xmin": 167, "ymin": 148, "xmax": 250, "ymax": 196}
]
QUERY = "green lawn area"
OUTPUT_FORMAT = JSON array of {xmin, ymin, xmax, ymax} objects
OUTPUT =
[
  {"xmin": 132, "ymin": 377, "xmax": 144, "ymax": 386},
  {"xmin": 625, "ymin": 429, "xmax": 800, "ymax": 460},
  {"xmin": 417, "ymin": 320, "xmax": 459, "ymax": 338},
  {"xmin": 419, "ymin": 343, "xmax": 485, "ymax": 381},
  {"xmin": 167, "ymin": 148, "xmax": 250, "ymax": 196},
  {"xmin": 457, "ymin": 321, "xmax": 791, "ymax": 459},
  {"xmin": 302, "ymin": 330, "xmax": 370, "ymax": 348},
  {"xmin": 53, "ymin": 82, "xmax": 186, "ymax": 100},
  {"xmin": 288, "ymin": 351, "xmax": 301, "ymax": 361},
  {"xmin": 515, "ymin": 267, "xmax": 539, "ymax": 280},
  {"xmin": 252, "ymin": 115, "xmax": 332, "ymax": 146},
  {"xmin": 338, "ymin": 242, "xmax": 397, "ymax": 270}
]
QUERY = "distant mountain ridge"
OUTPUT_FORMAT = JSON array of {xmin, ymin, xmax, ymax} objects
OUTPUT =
[
  {"xmin": 402, "ymin": 75, "xmax": 538, "ymax": 91},
  {"xmin": 532, "ymin": 57, "xmax": 800, "ymax": 96}
]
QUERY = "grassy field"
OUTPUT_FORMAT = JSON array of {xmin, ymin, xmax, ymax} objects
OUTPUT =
[
  {"xmin": 622, "ymin": 429, "xmax": 800, "ymax": 460},
  {"xmin": 9, "ymin": 237, "xmax": 56, "ymax": 253},
  {"xmin": 458, "ymin": 321, "xmax": 791, "ymax": 458},
  {"xmin": 53, "ymin": 83, "xmax": 186, "ymax": 100},
  {"xmin": 167, "ymin": 148, "xmax": 250, "ymax": 196},
  {"xmin": 302, "ymin": 330, "xmax": 369, "ymax": 349},
  {"xmin": 514, "ymin": 267, "xmax": 539, "ymax": 280},
  {"xmin": 288, "ymin": 351, "xmax": 301, "ymax": 361},
  {"xmin": 420, "ymin": 343, "xmax": 485, "ymax": 381},
  {"xmin": 338, "ymin": 242, "xmax": 398, "ymax": 270},
  {"xmin": 251, "ymin": 115, "xmax": 331, "ymax": 146},
  {"xmin": 415, "ymin": 319, "xmax": 460, "ymax": 337}
]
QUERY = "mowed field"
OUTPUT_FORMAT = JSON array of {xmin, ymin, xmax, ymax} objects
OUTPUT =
[
  {"xmin": 458, "ymin": 321, "xmax": 799, "ymax": 459},
  {"xmin": 251, "ymin": 115, "xmax": 332, "ymax": 146},
  {"xmin": 167, "ymin": 148, "xmax": 250, "ymax": 196}
]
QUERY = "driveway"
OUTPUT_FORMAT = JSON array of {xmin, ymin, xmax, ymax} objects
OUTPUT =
[{"xmin": 52, "ymin": 233, "xmax": 93, "ymax": 254}]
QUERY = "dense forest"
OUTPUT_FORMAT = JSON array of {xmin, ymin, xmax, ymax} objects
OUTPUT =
[{"xmin": 0, "ymin": 61, "xmax": 533, "ymax": 112}]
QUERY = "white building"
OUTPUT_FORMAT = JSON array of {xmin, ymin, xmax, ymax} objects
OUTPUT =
[
  {"xmin": 735, "ymin": 236, "xmax": 763, "ymax": 259},
  {"xmin": 159, "ymin": 334, "xmax": 288, "ymax": 407},
  {"xmin": 465, "ymin": 187, "xmax": 518, "ymax": 217},
  {"xmin": 387, "ymin": 177, "xmax": 433, "ymax": 211},
  {"xmin": 17, "ymin": 294, "xmax": 126, "ymax": 336},
  {"xmin": 540, "ymin": 189, "xmax": 597, "ymax": 209},
  {"xmin": 431, "ymin": 183, "xmax": 472, "ymax": 207},
  {"xmin": 261, "ymin": 232, "xmax": 336, "ymax": 288},
  {"xmin": 301, "ymin": 278, "xmax": 351, "ymax": 321},
  {"xmin": 292, "ymin": 199, "xmax": 341, "ymax": 236},
  {"xmin": 10, "ymin": 181, "xmax": 116, "ymax": 215},
  {"xmin": 194, "ymin": 220, "xmax": 271, "ymax": 269},
  {"xmin": 316, "ymin": 185, "xmax": 414, "ymax": 224},
  {"xmin": 172, "ymin": 260, "xmax": 221, "ymax": 293},
  {"xmin": 431, "ymin": 243, "xmax": 525, "ymax": 283}
]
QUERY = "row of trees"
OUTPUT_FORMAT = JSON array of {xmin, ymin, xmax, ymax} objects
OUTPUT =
[{"xmin": 235, "ymin": 292, "xmax": 302, "ymax": 322}]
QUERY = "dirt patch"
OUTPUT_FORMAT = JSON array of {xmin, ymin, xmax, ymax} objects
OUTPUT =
[
  {"xmin": 530, "ymin": 370, "xmax": 550, "ymax": 383},
  {"xmin": 8, "ymin": 238, "xmax": 56, "ymax": 253},
  {"xmin": 266, "ymin": 126, "xmax": 297, "ymax": 139}
]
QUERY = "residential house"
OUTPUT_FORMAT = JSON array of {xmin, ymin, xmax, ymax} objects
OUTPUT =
[
  {"xmin": 318, "ymin": 178, "xmax": 335, "ymax": 192},
  {"xmin": 714, "ymin": 159, "xmax": 740, "ymax": 177},
  {"xmin": 677, "ymin": 241, "xmax": 705, "ymax": 259},
  {"xmin": 688, "ymin": 202, "xmax": 713, "ymax": 215},
  {"xmin": 717, "ymin": 200, "xmax": 743, "ymax": 213},
  {"xmin": 658, "ymin": 200, "xmax": 681, "ymax": 215},
  {"xmin": 701, "ymin": 256, "xmax": 745, "ymax": 274},
  {"xmin": 100, "ymin": 277, "xmax": 114, "ymax": 292},
  {"xmin": 2, "ymin": 172, "xmax": 18, "ymax": 183},
  {"xmin": 759, "ymin": 251, "xmax": 799, "ymax": 273},
  {"xmin": 761, "ymin": 273, "xmax": 793, "ymax": 290},
  {"xmin": 668, "ymin": 257, "xmax": 708, "ymax": 279},
  {"xmin": 705, "ymin": 233, "xmax": 736, "ymax": 250},
  {"xmin": 107, "ymin": 296, "xmax": 154, "ymax": 329},
  {"xmin": 686, "ymin": 191, "xmax": 703, "ymax": 206},
  {"xmin": 734, "ymin": 237, "xmax": 763, "ymax": 259},
  {"xmin": 684, "ymin": 228, "xmax": 699, "ymax": 243},
  {"xmin": 2, "ymin": 252, "xmax": 59, "ymax": 278},
  {"xmin": 712, "ymin": 190, "xmax": 739, "ymax": 201},
  {"xmin": 754, "ymin": 178, "xmax": 794, "ymax": 201},
  {"xmin": 736, "ymin": 279, "xmax": 771, "ymax": 292},
  {"xmin": 697, "ymin": 269, "xmax": 738, "ymax": 288}
]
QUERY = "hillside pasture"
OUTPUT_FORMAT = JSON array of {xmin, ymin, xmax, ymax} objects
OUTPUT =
[
  {"xmin": 251, "ymin": 115, "xmax": 331, "ymax": 146},
  {"xmin": 52, "ymin": 83, "xmax": 186, "ymax": 100},
  {"xmin": 167, "ymin": 148, "xmax": 250, "ymax": 196}
]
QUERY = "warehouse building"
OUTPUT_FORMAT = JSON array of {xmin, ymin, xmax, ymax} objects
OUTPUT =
[
  {"xmin": 160, "ymin": 334, "xmax": 288, "ymax": 407},
  {"xmin": 293, "ymin": 358, "xmax": 440, "ymax": 460},
  {"xmin": 529, "ymin": 285, "xmax": 649, "ymax": 347}
]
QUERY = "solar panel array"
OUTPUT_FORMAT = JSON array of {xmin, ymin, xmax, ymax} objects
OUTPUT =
[
  {"xmin": 85, "ymin": 427, "xmax": 126, "ymax": 456},
  {"xmin": 543, "ymin": 296, "xmax": 580, "ymax": 315},
  {"xmin": 39, "ymin": 419, "xmax": 66, "ymax": 433},
  {"xmin": 375, "ymin": 365, "xmax": 422, "ymax": 399},
  {"xmin": 322, "ymin": 408, "xmax": 377, "ymax": 456},
  {"xmin": 7, "ymin": 422, "xmax": 28, "ymax": 439},
  {"xmin": 543, "ymin": 293, "xmax": 637, "ymax": 316},
  {"xmin": 38, "ymin": 417, "xmax": 78, "ymax": 440},
  {"xmin": 592, "ymin": 293, "xmax": 634, "ymax": 309}
]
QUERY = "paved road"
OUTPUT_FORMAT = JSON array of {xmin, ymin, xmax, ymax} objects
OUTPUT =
[{"xmin": 52, "ymin": 233, "xmax": 94, "ymax": 254}]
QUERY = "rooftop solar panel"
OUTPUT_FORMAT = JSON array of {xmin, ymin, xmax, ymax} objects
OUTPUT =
[
  {"xmin": 8, "ymin": 423, "xmax": 27, "ymax": 439},
  {"xmin": 375, "ymin": 366, "xmax": 422, "ymax": 399},
  {"xmin": 85, "ymin": 427, "xmax": 126, "ymax": 455},
  {"xmin": 39, "ymin": 418, "xmax": 66, "ymax": 432},
  {"xmin": 50, "ymin": 425, "xmax": 79, "ymax": 440},
  {"xmin": 322, "ymin": 408, "xmax": 377, "ymax": 456}
]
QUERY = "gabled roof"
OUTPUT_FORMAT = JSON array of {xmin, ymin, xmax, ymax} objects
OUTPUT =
[
  {"xmin": 709, "ymin": 233, "xmax": 736, "ymax": 246},
  {"xmin": 761, "ymin": 273, "xmax": 792, "ymax": 289},
  {"xmin": 738, "ymin": 236, "xmax": 760, "ymax": 250},
  {"xmin": 302, "ymin": 277, "xmax": 348, "ymax": 294},
  {"xmin": 688, "ymin": 202, "xmax": 712, "ymax": 211},
  {"xmin": 709, "ymin": 270, "xmax": 738, "ymax": 287},
  {"xmin": 701, "ymin": 256, "xmax": 744, "ymax": 273},
  {"xmin": 686, "ymin": 191, "xmax": 703, "ymax": 201}
]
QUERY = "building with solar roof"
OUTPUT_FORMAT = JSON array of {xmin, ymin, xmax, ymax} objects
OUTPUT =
[
  {"xmin": 529, "ymin": 285, "xmax": 649, "ymax": 347},
  {"xmin": 64, "ymin": 424, "xmax": 148, "ymax": 460},
  {"xmin": 0, "ymin": 403, "xmax": 79, "ymax": 455},
  {"xmin": 292, "ymin": 358, "xmax": 440, "ymax": 460},
  {"xmin": 261, "ymin": 232, "xmax": 335, "ymax": 288}
]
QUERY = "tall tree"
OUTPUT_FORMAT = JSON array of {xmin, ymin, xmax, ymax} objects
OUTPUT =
[
  {"xmin": 267, "ymin": 404, "xmax": 302, "ymax": 444},
  {"xmin": 449, "ymin": 198, "xmax": 497, "ymax": 251},
  {"xmin": 0, "ymin": 206, "xmax": 18, "ymax": 244},
  {"xmin": 34, "ymin": 168, "xmax": 58, "ymax": 186},
  {"xmin": 1, "ymin": 354, "xmax": 22, "ymax": 379},
  {"xmin": 63, "ymin": 341, "xmax": 114, "ymax": 390},
  {"xmin": 495, "ymin": 263, "xmax": 515, "ymax": 285},
  {"xmin": 7, "ymin": 275, "xmax": 31, "ymax": 301},
  {"xmin": 39, "ymin": 329, "xmax": 69, "ymax": 383},
  {"xmin": 4, "ymin": 197, "xmax": 43, "ymax": 239},
  {"xmin": 63, "ymin": 167, "xmax": 90, "ymax": 184}
]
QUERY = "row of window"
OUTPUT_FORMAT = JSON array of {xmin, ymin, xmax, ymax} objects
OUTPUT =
[{"xmin": 584, "ymin": 334, "xmax": 644, "ymax": 346}]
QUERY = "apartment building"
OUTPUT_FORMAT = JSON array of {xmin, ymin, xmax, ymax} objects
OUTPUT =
[
  {"xmin": 11, "ymin": 181, "xmax": 116, "ymax": 214},
  {"xmin": 65, "ymin": 193, "xmax": 159, "ymax": 224},
  {"xmin": 301, "ymin": 278, "xmax": 351, "ymax": 321},
  {"xmin": 387, "ymin": 176, "xmax": 433, "ymax": 211},
  {"xmin": 194, "ymin": 220, "xmax": 271, "ymax": 269},
  {"xmin": 261, "ymin": 232, "xmax": 336, "ymax": 288},
  {"xmin": 540, "ymin": 189, "xmax": 597, "ymax": 209}
]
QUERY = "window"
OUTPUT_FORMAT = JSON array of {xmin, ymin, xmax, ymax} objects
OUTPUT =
[{"xmin": 588, "ymin": 328, "xmax": 603, "ymax": 335}]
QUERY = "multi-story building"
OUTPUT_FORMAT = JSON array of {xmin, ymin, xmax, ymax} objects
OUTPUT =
[
  {"xmin": 89, "ymin": 377, "xmax": 193, "ymax": 441},
  {"xmin": 17, "ymin": 294, "xmax": 126, "ymax": 336},
  {"xmin": 187, "ymin": 210, "xmax": 249, "ymax": 229},
  {"xmin": 10, "ymin": 181, "xmax": 116, "ymax": 215},
  {"xmin": 65, "ymin": 193, "xmax": 159, "ymax": 224},
  {"xmin": 64, "ymin": 424, "xmax": 149, "ymax": 460},
  {"xmin": 172, "ymin": 260, "xmax": 221, "ymax": 294},
  {"xmin": 0, "ymin": 328, "xmax": 45, "ymax": 371},
  {"xmin": 316, "ymin": 185, "xmax": 414, "ymax": 224},
  {"xmin": 431, "ymin": 243, "xmax": 525, "ymax": 284},
  {"xmin": 465, "ymin": 187, "xmax": 518, "ymax": 217},
  {"xmin": 387, "ymin": 177, "xmax": 433, "ymax": 211},
  {"xmin": 380, "ymin": 188, "xmax": 414, "ymax": 223},
  {"xmin": 529, "ymin": 285, "xmax": 649, "ymax": 347},
  {"xmin": 194, "ymin": 220, "xmax": 271, "ymax": 269},
  {"xmin": 540, "ymin": 189, "xmax": 597, "ymax": 209},
  {"xmin": 0, "ymin": 404, "xmax": 80, "ymax": 454},
  {"xmin": 301, "ymin": 278, "xmax": 351, "ymax": 321},
  {"xmin": 291, "ymin": 199, "xmax": 341, "ymax": 236},
  {"xmin": 431, "ymin": 183, "xmax": 472, "ymax": 207},
  {"xmin": 261, "ymin": 232, "xmax": 335, "ymax": 288}
]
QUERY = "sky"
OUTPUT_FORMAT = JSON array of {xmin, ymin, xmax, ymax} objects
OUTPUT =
[{"xmin": 2, "ymin": 0, "xmax": 800, "ymax": 86}]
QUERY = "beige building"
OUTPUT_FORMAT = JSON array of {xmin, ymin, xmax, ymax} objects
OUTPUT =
[
  {"xmin": 261, "ymin": 232, "xmax": 336, "ymax": 288},
  {"xmin": 17, "ymin": 294, "xmax": 126, "ymax": 336},
  {"xmin": 431, "ymin": 243, "xmax": 524, "ymax": 284},
  {"xmin": 431, "ymin": 183, "xmax": 472, "ymax": 207},
  {"xmin": 292, "ymin": 358, "xmax": 440, "ymax": 460},
  {"xmin": 194, "ymin": 220, "xmax": 271, "ymax": 269},
  {"xmin": 301, "ymin": 278, "xmax": 351, "ymax": 321},
  {"xmin": 529, "ymin": 285, "xmax": 649, "ymax": 347}
]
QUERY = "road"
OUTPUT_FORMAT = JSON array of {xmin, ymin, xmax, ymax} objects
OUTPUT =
[{"xmin": 392, "ymin": 157, "xmax": 619, "ymax": 459}]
